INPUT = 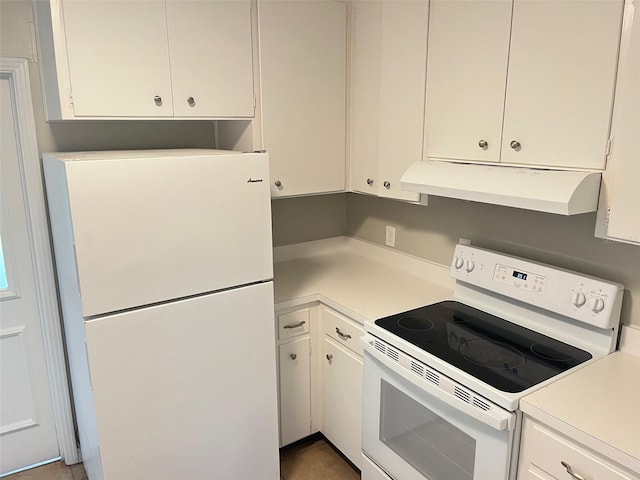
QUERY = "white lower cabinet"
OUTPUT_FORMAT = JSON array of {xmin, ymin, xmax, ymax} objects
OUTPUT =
[
  {"xmin": 320, "ymin": 306, "xmax": 365, "ymax": 469},
  {"xmin": 276, "ymin": 303, "xmax": 364, "ymax": 469},
  {"xmin": 277, "ymin": 307, "xmax": 315, "ymax": 447},
  {"xmin": 278, "ymin": 337, "xmax": 311, "ymax": 447},
  {"xmin": 517, "ymin": 417, "xmax": 639, "ymax": 480},
  {"xmin": 322, "ymin": 336, "xmax": 363, "ymax": 469}
]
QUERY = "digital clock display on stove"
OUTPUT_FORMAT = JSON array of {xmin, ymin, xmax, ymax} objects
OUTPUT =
[{"xmin": 513, "ymin": 270, "xmax": 528, "ymax": 280}]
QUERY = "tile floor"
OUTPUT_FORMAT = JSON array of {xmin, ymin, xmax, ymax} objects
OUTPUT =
[
  {"xmin": 6, "ymin": 437, "xmax": 359, "ymax": 480},
  {"xmin": 280, "ymin": 437, "xmax": 361, "ymax": 480},
  {"xmin": 5, "ymin": 461, "xmax": 86, "ymax": 480}
]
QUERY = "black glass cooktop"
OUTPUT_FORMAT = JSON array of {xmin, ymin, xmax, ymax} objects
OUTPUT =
[{"xmin": 375, "ymin": 300, "xmax": 592, "ymax": 393}]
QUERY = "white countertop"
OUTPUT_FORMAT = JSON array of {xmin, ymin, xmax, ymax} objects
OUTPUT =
[
  {"xmin": 521, "ymin": 327, "xmax": 640, "ymax": 473},
  {"xmin": 273, "ymin": 236, "xmax": 454, "ymax": 323}
]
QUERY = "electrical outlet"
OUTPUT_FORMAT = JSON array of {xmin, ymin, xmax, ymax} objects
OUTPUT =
[
  {"xmin": 458, "ymin": 237, "xmax": 472, "ymax": 246},
  {"xmin": 386, "ymin": 226, "xmax": 396, "ymax": 247}
]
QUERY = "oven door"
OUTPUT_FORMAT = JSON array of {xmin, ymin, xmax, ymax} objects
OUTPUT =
[{"xmin": 362, "ymin": 334, "xmax": 517, "ymax": 480}]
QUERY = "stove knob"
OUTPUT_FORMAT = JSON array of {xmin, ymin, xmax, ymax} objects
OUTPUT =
[
  {"xmin": 465, "ymin": 260, "xmax": 475, "ymax": 273},
  {"xmin": 571, "ymin": 291, "xmax": 586, "ymax": 308},
  {"xmin": 454, "ymin": 256, "xmax": 465, "ymax": 269},
  {"xmin": 590, "ymin": 297, "xmax": 605, "ymax": 313}
]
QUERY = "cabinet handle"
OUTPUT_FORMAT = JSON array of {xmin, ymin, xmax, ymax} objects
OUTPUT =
[
  {"xmin": 366, "ymin": 178, "xmax": 374, "ymax": 186},
  {"xmin": 478, "ymin": 139, "xmax": 488, "ymax": 149},
  {"xmin": 383, "ymin": 181, "xmax": 391, "ymax": 189},
  {"xmin": 289, "ymin": 353, "xmax": 297, "ymax": 360},
  {"xmin": 154, "ymin": 95, "xmax": 162, "ymax": 106},
  {"xmin": 560, "ymin": 461, "xmax": 586, "ymax": 480},
  {"xmin": 335, "ymin": 327, "xmax": 352, "ymax": 340},
  {"xmin": 326, "ymin": 353, "xmax": 333, "ymax": 362},
  {"xmin": 283, "ymin": 320, "xmax": 306, "ymax": 329},
  {"xmin": 274, "ymin": 180, "xmax": 282, "ymax": 188},
  {"xmin": 510, "ymin": 140, "xmax": 521, "ymax": 150},
  {"xmin": 187, "ymin": 96, "xmax": 196, "ymax": 107}
]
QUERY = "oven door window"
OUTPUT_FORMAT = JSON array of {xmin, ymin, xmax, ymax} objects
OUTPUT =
[{"xmin": 380, "ymin": 379, "xmax": 475, "ymax": 480}]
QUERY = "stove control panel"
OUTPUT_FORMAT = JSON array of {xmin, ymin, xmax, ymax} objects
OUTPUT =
[
  {"xmin": 493, "ymin": 264, "xmax": 546, "ymax": 295},
  {"xmin": 451, "ymin": 245, "xmax": 624, "ymax": 330}
]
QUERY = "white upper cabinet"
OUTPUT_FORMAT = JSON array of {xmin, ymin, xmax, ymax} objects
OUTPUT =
[
  {"xmin": 350, "ymin": 0, "xmax": 428, "ymax": 202},
  {"xmin": 424, "ymin": 0, "xmax": 623, "ymax": 170},
  {"xmin": 424, "ymin": 0, "xmax": 511, "ymax": 163},
  {"xmin": 596, "ymin": 0, "xmax": 640, "ymax": 245},
  {"xmin": 35, "ymin": 0, "xmax": 255, "ymax": 120},
  {"xmin": 258, "ymin": 0, "xmax": 347, "ymax": 197},
  {"xmin": 166, "ymin": 0, "xmax": 255, "ymax": 117},
  {"xmin": 502, "ymin": 1, "xmax": 623, "ymax": 169}
]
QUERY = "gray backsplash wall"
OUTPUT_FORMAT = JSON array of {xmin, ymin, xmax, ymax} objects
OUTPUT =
[
  {"xmin": 271, "ymin": 194, "xmax": 347, "ymax": 246},
  {"xmin": 346, "ymin": 193, "xmax": 640, "ymax": 328}
]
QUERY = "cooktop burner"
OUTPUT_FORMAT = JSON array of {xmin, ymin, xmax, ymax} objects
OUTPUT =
[{"xmin": 374, "ymin": 300, "xmax": 592, "ymax": 393}]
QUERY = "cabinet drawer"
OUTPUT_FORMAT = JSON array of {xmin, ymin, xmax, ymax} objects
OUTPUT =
[
  {"xmin": 322, "ymin": 307, "xmax": 364, "ymax": 357},
  {"xmin": 278, "ymin": 309, "xmax": 310, "ymax": 340},
  {"xmin": 518, "ymin": 418, "xmax": 637, "ymax": 480}
]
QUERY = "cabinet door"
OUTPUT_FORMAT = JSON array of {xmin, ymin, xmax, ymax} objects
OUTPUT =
[
  {"xmin": 598, "ymin": 0, "xmax": 640, "ymax": 245},
  {"xmin": 350, "ymin": 1, "xmax": 427, "ymax": 202},
  {"xmin": 167, "ymin": 0, "xmax": 255, "ymax": 118},
  {"xmin": 61, "ymin": 0, "xmax": 173, "ymax": 117},
  {"xmin": 322, "ymin": 337, "xmax": 363, "ymax": 469},
  {"xmin": 350, "ymin": 0, "xmax": 382, "ymax": 195},
  {"xmin": 502, "ymin": 0, "xmax": 623, "ymax": 169},
  {"xmin": 376, "ymin": 1, "xmax": 428, "ymax": 202},
  {"xmin": 279, "ymin": 337, "xmax": 311, "ymax": 447},
  {"xmin": 424, "ymin": 0, "xmax": 512, "ymax": 163},
  {"xmin": 259, "ymin": 0, "xmax": 347, "ymax": 197}
]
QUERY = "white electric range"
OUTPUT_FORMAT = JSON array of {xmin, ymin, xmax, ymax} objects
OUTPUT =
[{"xmin": 361, "ymin": 244, "xmax": 624, "ymax": 480}]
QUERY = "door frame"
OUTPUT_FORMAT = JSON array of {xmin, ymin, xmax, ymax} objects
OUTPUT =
[{"xmin": 1, "ymin": 57, "xmax": 78, "ymax": 464}]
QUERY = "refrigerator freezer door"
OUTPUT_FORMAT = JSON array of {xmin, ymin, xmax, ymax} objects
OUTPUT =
[
  {"xmin": 84, "ymin": 282, "xmax": 279, "ymax": 480},
  {"xmin": 44, "ymin": 151, "xmax": 273, "ymax": 317}
]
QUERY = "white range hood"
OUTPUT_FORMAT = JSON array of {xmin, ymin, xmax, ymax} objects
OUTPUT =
[{"xmin": 400, "ymin": 160, "xmax": 602, "ymax": 215}]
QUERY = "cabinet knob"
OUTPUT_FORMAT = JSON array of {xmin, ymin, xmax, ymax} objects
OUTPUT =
[
  {"xmin": 510, "ymin": 140, "xmax": 521, "ymax": 150},
  {"xmin": 154, "ymin": 95, "xmax": 162, "ymax": 106},
  {"xmin": 326, "ymin": 353, "xmax": 333, "ymax": 362},
  {"xmin": 478, "ymin": 139, "xmax": 488, "ymax": 149},
  {"xmin": 274, "ymin": 180, "xmax": 282, "ymax": 188},
  {"xmin": 289, "ymin": 353, "xmax": 297, "ymax": 360},
  {"xmin": 560, "ymin": 461, "xmax": 586, "ymax": 480},
  {"xmin": 383, "ymin": 181, "xmax": 391, "ymax": 189},
  {"xmin": 187, "ymin": 96, "xmax": 196, "ymax": 107},
  {"xmin": 366, "ymin": 178, "xmax": 374, "ymax": 186}
]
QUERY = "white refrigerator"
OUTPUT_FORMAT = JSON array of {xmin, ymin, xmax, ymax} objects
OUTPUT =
[{"xmin": 43, "ymin": 149, "xmax": 280, "ymax": 480}]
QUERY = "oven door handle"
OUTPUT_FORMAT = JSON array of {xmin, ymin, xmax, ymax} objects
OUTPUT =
[{"xmin": 362, "ymin": 334, "xmax": 515, "ymax": 431}]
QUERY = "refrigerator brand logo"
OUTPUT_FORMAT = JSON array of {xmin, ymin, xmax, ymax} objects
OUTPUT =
[{"xmin": 247, "ymin": 178, "xmax": 264, "ymax": 183}]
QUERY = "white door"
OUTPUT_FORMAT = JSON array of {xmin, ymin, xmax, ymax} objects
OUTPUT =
[{"xmin": 0, "ymin": 68, "xmax": 61, "ymax": 474}]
